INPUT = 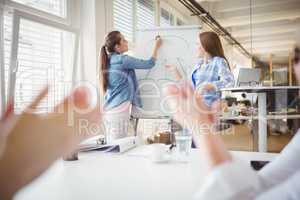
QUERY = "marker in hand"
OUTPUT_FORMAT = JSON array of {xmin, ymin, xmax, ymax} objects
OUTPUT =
[{"xmin": 155, "ymin": 35, "xmax": 162, "ymax": 48}]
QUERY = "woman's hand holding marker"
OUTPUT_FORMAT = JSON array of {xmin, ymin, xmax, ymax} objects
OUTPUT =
[
  {"xmin": 155, "ymin": 35, "xmax": 162, "ymax": 49},
  {"xmin": 152, "ymin": 35, "xmax": 162, "ymax": 60}
]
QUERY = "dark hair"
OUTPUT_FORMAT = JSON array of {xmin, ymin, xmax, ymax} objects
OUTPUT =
[
  {"xmin": 100, "ymin": 31, "xmax": 122, "ymax": 92},
  {"xmin": 295, "ymin": 47, "xmax": 299, "ymax": 64},
  {"xmin": 199, "ymin": 31, "xmax": 230, "ymax": 69}
]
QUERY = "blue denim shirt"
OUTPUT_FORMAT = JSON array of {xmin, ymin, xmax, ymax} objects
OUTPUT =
[
  {"xmin": 191, "ymin": 56, "xmax": 235, "ymax": 106},
  {"xmin": 104, "ymin": 53, "xmax": 156, "ymax": 110}
]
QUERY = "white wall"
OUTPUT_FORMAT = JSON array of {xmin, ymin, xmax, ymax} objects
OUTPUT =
[
  {"xmin": 225, "ymin": 42, "xmax": 252, "ymax": 69},
  {"xmin": 95, "ymin": 0, "xmax": 113, "ymax": 55},
  {"xmin": 79, "ymin": 0, "xmax": 97, "ymax": 86}
]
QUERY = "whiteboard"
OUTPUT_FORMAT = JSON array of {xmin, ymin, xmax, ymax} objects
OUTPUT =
[{"xmin": 134, "ymin": 26, "xmax": 201, "ymax": 117}]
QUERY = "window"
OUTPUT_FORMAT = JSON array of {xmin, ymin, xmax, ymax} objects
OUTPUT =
[
  {"xmin": 3, "ymin": 11, "xmax": 13, "ymax": 108},
  {"xmin": 137, "ymin": 0, "xmax": 155, "ymax": 30},
  {"xmin": 10, "ymin": 0, "xmax": 67, "ymax": 18},
  {"xmin": 160, "ymin": 7, "xmax": 174, "ymax": 26},
  {"xmin": 112, "ymin": 0, "xmax": 186, "ymax": 42},
  {"xmin": 0, "ymin": 8, "xmax": 5, "ymax": 115},
  {"xmin": 11, "ymin": 17, "xmax": 76, "ymax": 112},
  {"xmin": 113, "ymin": 0, "xmax": 134, "ymax": 42},
  {"xmin": 177, "ymin": 18, "xmax": 185, "ymax": 26},
  {"xmin": 113, "ymin": 0, "xmax": 155, "ymax": 42},
  {"xmin": 1, "ymin": 1, "xmax": 78, "ymax": 113},
  {"xmin": 160, "ymin": 2, "xmax": 187, "ymax": 27}
]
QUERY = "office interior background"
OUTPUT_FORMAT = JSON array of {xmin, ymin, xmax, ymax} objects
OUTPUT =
[{"xmin": 0, "ymin": 0, "xmax": 300, "ymax": 153}]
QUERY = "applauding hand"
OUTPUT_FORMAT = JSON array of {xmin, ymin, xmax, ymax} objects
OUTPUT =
[
  {"xmin": 163, "ymin": 82, "xmax": 219, "ymax": 132},
  {"xmin": 0, "ymin": 86, "xmax": 102, "ymax": 199}
]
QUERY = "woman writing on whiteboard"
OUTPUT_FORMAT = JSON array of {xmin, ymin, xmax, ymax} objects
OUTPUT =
[
  {"xmin": 100, "ymin": 31, "xmax": 162, "ymax": 142},
  {"xmin": 165, "ymin": 31, "xmax": 234, "ymax": 107}
]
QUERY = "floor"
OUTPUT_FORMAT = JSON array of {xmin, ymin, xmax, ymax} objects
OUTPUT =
[
  {"xmin": 134, "ymin": 119, "xmax": 294, "ymax": 153},
  {"xmin": 220, "ymin": 123, "xmax": 294, "ymax": 153}
]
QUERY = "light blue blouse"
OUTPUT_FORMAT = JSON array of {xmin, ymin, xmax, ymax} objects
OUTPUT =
[
  {"xmin": 191, "ymin": 56, "xmax": 235, "ymax": 106},
  {"xmin": 104, "ymin": 53, "xmax": 156, "ymax": 110}
]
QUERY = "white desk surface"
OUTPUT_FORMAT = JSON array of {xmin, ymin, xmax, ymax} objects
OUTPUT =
[
  {"xmin": 15, "ymin": 147, "xmax": 278, "ymax": 200},
  {"xmin": 221, "ymin": 86, "xmax": 300, "ymax": 93}
]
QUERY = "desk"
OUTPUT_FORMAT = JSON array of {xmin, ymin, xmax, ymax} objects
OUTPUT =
[
  {"xmin": 15, "ymin": 148, "xmax": 277, "ymax": 200},
  {"xmin": 130, "ymin": 115, "xmax": 172, "ymax": 136},
  {"xmin": 222, "ymin": 86, "xmax": 300, "ymax": 152}
]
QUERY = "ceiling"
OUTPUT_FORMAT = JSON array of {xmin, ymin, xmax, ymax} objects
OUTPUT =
[{"xmin": 196, "ymin": 0, "xmax": 300, "ymax": 65}]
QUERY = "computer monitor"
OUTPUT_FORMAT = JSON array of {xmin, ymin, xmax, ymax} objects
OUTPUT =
[{"xmin": 236, "ymin": 68, "xmax": 261, "ymax": 87}]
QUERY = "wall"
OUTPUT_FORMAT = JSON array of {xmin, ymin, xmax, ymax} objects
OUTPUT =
[{"xmin": 78, "ymin": 0, "xmax": 98, "ymax": 87}]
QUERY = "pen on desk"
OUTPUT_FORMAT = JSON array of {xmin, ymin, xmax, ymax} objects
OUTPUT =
[{"xmin": 169, "ymin": 144, "xmax": 175, "ymax": 151}]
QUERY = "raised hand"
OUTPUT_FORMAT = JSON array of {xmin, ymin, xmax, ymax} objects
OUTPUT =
[
  {"xmin": 0, "ymin": 86, "xmax": 102, "ymax": 199},
  {"xmin": 163, "ymin": 82, "xmax": 231, "ymax": 170},
  {"xmin": 155, "ymin": 35, "xmax": 162, "ymax": 49},
  {"xmin": 163, "ymin": 82, "xmax": 218, "ymax": 132}
]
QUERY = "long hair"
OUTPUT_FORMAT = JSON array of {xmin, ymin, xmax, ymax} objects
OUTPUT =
[
  {"xmin": 100, "ymin": 31, "xmax": 122, "ymax": 92},
  {"xmin": 199, "ymin": 31, "xmax": 230, "ymax": 69},
  {"xmin": 295, "ymin": 47, "xmax": 299, "ymax": 64}
]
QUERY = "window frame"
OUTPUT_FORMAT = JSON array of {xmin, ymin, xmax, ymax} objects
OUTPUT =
[
  {"xmin": 160, "ymin": 6, "xmax": 174, "ymax": 26},
  {"xmin": 0, "ymin": 3, "xmax": 5, "ymax": 116},
  {"xmin": 6, "ymin": 9, "xmax": 79, "ymax": 111},
  {"xmin": 4, "ymin": 0, "xmax": 71, "ymax": 25}
]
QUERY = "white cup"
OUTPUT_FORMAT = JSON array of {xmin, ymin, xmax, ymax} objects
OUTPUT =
[{"xmin": 151, "ymin": 144, "xmax": 167, "ymax": 162}]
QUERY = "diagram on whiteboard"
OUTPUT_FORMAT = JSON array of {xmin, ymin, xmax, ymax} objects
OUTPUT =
[{"xmin": 134, "ymin": 26, "xmax": 201, "ymax": 116}]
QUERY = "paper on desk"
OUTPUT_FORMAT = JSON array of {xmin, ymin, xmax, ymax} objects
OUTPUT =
[{"xmin": 126, "ymin": 145, "xmax": 153, "ymax": 158}]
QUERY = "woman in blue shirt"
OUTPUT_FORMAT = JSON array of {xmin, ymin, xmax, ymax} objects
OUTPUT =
[
  {"xmin": 166, "ymin": 31, "xmax": 234, "ymax": 107},
  {"xmin": 100, "ymin": 31, "xmax": 162, "ymax": 142}
]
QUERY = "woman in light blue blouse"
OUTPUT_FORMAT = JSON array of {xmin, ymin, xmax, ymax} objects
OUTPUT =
[
  {"xmin": 166, "ymin": 31, "xmax": 234, "ymax": 107},
  {"xmin": 99, "ymin": 31, "xmax": 162, "ymax": 142}
]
